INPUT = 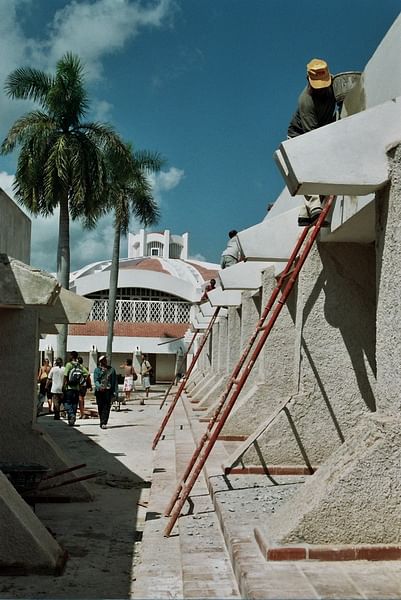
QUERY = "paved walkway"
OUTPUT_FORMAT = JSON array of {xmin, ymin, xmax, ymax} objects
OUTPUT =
[{"xmin": 2, "ymin": 385, "xmax": 401, "ymax": 599}]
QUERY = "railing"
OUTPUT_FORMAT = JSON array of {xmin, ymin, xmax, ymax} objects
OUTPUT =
[{"xmin": 89, "ymin": 299, "xmax": 191, "ymax": 324}]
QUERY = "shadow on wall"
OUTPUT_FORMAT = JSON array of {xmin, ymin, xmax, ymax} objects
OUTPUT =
[{"xmin": 320, "ymin": 242, "xmax": 377, "ymax": 412}]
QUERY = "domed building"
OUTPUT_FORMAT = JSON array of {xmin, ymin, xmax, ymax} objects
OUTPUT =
[{"xmin": 40, "ymin": 230, "xmax": 219, "ymax": 381}]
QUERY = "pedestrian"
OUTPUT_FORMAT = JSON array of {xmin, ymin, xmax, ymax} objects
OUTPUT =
[
  {"xmin": 220, "ymin": 230, "xmax": 242, "ymax": 269},
  {"xmin": 46, "ymin": 357, "xmax": 65, "ymax": 420},
  {"xmin": 120, "ymin": 357, "xmax": 137, "ymax": 404},
  {"xmin": 37, "ymin": 357, "xmax": 52, "ymax": 413},
  {"xmin": 63, "ymin": 351, "xmax": 89, "ymax": 426},
  {"xmin": 140, "ymin": 354, "xmax": 152, "ymax": 405},
  {"xmin": 287, "ymin": 58, "xmax": 336, "ymax": 226},
  {"xmin": 94, "ymin": 355, "xmax": 118, "ymax": 429},
  {"xmin": 78, "ymin": 356, "xmax": 92, "ymax": 419},
  {"xmin": 201, "ymin": 278, "xmax": 216, "ymax": 302}
]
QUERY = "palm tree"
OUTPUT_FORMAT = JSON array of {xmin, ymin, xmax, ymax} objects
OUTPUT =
[
  {"xmin": 1, "ymin": 53, "xmax": 133, "ymax": 360},
  {"xmin": 105, "ymin": 146, "xmax": 163, "ymax": 363}
]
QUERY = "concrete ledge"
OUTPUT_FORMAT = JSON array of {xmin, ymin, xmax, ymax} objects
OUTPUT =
[
  {"xmin": 224, "ymin": 465, "xmax": 317, "ymax": 475},
  {"xmin": 275, "ymin": 97, "xmax": 401, "ymax": 197},
  {"xmin": 217, "ymin": 435, "xmax": 248, "ymax": 442},
  {"xmin": 254, "ymin": 526, "xmax": 401, "ymax": 561}
]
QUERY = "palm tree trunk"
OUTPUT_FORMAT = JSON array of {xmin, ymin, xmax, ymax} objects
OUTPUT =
[
  {"xmin": 57, "ymin": 194, "xmax": 70, "ymax": 362},
  {"xmin": 106, "ymin": 220, "xmax": 121, "ymax": 363}
]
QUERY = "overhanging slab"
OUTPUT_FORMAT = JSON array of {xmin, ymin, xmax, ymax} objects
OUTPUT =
[
  {"xmin": 37, "ymin": 288, "xmax": 93, "ymax": 325},
  {"xmin": 0, "ymin": 255, "xmax": 60, "ymax": 307},
  {"xmin": 207, "ymin": 289, "xmax": 242, "ymax": 307},
  {"xmin": 219, "ymin": 261, "xmax": 274, "ymax": 291},
  {"xmin": 237, "ymin": 207, "xmax": 301, "ymax": 261},
  {"xmin": 275, "ymin": 97, "xmax": 401, "ymax": 196}
]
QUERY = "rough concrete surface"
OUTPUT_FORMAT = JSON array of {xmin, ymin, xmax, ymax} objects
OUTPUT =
[{"xmin": 4, "ymin": 387, "xmax": 401, "ymax": 599}]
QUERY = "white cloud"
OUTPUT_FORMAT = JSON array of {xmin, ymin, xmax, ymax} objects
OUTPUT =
[
  {"xmin": 0, "ymin": 0, "xmax": 176, "ymax": 137},
  {"xmin": 148, "ymin": 166, "xmax": 185, "ymax": 202},
  {"xmin": 46, "ymin": 0, "xmax": 176, "ymax": 81},
  {"xmin": 92, "ymin": 99, "xmax": 114, "ymax": 122},
  {"xmin": 189, "ymin": 253, "xmax": 207, "ymax": 262}
]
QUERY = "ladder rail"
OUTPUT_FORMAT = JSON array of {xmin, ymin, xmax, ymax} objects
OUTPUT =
[
  {"xmin": 163, "ymin": 225, "xmax": 311, "ymax": 517},
  {"xmin": 152, "ymin": 306, "xmax": 221, "ymax": 449},
  {"xmin": 159, "ymin": 329, "xmax": 199, "ymax": 410},
  {"xmin": 163, "ymin": 197, "xmax": 335, "ymax": 536}
]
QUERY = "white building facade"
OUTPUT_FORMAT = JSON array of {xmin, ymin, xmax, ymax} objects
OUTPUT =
[{"xmin": 40, "ymin": 230, "xmax": 218, "ymax": 382}]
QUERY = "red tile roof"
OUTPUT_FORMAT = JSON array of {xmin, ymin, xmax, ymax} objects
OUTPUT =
[
  {"xmin": 69, "ymin": 321, "xmax": 189, "ymax": 338},
  {"xmin": 186, "ymin": 261, "xmax": 219, "ymax": 280},
  {"xmin": 119, "ymin": 258, "xmax": 169, "ymax": 273}
]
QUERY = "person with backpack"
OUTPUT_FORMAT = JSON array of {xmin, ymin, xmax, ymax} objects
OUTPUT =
[
  {"xmin": 63, "ymin": 350, "xmax": 89, "ymax": 426},
  {"xmin": 94, "ymin": 355, "xmax": 118, "ymax": 429}
]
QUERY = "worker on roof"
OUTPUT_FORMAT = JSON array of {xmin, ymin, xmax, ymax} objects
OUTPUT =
[{"xmin": 287, "ymin": 58, "xmax": 336, "ymax": 227}]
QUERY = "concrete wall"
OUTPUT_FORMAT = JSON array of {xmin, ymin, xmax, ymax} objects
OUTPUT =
[
  {"xmin": 0, "ymin": 189, "xmax": 31, "ymax": 263},
  {"xmin": 240, "ymin": 240, "xmax": 376, "ymax": 466},
  {"xmin": 376, "ymin": 146, "xmax": 401, "ymax": 412}
]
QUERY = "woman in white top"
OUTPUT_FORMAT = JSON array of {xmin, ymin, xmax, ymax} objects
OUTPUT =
[{"xmin": 47, "ymin": 358, "xmax": 65, "ymax": 420}]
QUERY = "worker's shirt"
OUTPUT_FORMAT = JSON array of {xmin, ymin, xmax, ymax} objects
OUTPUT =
[
  {"xmin": 221, "ymin": 236, "xmax": 241, "ymax": 260},
  {"xmin": 288, "ymin": 86, "xmax": 336, "ymax": 138}
]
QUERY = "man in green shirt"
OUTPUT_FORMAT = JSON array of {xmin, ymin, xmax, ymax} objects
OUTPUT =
[
  {"xmin": 288, "ymin": 58, "xmax": 336, "ymax": 226},
  {"xmin": 63, "ymin": 350, "xmax": 89, "ymax": 426}
]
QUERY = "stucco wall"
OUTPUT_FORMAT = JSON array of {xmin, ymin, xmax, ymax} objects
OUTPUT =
[
  {"xmin": 240, "ymin": 240, "xmax": 376, "ymax": 466},
  {"xmin": 376, "ymin": 146, "xmax": 401, "ymax": 412},
  {"xmin": 0, "ymin": 190, "xmax": 31, "ymax": 263}
]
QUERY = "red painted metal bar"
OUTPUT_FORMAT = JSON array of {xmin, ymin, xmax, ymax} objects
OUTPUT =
[
  {"xmin": 152, "ymin": 306, "xmax": 221, "ymax": 450},
  {"xmin": 159, "ymin": 329, "xmax": 199, "ymax": 410},
  {"xmin": 163, "ymin": 197, "xmax": 335, "ymax": 536},
  {"xmin": 163, "ymin": 225, "xmax": 312, "ymax": 517}
]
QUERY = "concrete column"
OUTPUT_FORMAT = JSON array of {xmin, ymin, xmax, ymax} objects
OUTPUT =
[
  {"xmin": 163, "ymin": 230, "xmax": 170, "ymax": 259},
  {"xmin": 139, "ymin": 229, "xmax": 146, "ymax": 256},
  {"xmin": 182, "ymin": 233, "xmax": 189, "ymax": 260},
  {"xmin": 227, "ymin": 306, "xmax": 241, "ymax": 372},
  {"xmin": 210, "ymin": 321, "xmax": 220, "ymax": 371},
  {"xmin": 0, "ymin": 306, "xmax": 90, "ymax": 499},
  {"xmin": 376, "ymin": 145, "xmax": 401, "ymax": 412},
  {"xmin": 217, "ymin": 316, "xmax": 228, "ymax": 374},
  {"xmin": 259, "ymin": 266, "xmax": 297, "ymax": 396},
  {"xmin": 240, "ymin": 290, "xmax": 262, "ymax": 386}
]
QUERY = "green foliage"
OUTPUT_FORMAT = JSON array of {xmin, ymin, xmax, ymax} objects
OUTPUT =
[{"xmin": 1, "ymin": 52, "xmax": 131, "ymax": 224}]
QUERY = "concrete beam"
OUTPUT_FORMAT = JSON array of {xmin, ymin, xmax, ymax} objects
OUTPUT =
[
  {"xmin": 199, "ymin": 302, "xmax": 227, "ymax": 319},
  {"xmin": 37, "ymin": 288, "xmax": 93, "ymax": 326},
  {"xmin": 219, "ymin": 261, "xmax": 276, "ymax": 290},
  {"xmin": 275, "ymin": 97, "xmax": 401, "ymax": 196},
  {"xmin": 237, "ymin": 207, "xmax": 301, "ymax": 261},
  {"xmin": 0, "ymin": 255, "xmax": 60, "ymax": 308},
  {"xmin": 207, "ymin": 288, "xmax": 242, "ymax": 307}
]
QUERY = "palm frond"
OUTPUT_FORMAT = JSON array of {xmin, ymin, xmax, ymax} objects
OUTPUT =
[
  {"xmin": 1, "ymin": 111, "xmax": 56, "ymax": 154},
  {"xmin": 4, "ymin": 67, "xmax": 53, "ymax": 104},
  {"xmin": 48, "ymin": 53, "xmax": 89, "ymax": 126}
]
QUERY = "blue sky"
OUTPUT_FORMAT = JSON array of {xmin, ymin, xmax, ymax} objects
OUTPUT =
[{"xmin": 0, "ymin": 0, "xmax": 400, "ymax": 272}]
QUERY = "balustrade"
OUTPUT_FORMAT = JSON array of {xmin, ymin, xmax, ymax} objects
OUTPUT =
[{"xmin": 89, "ymin": 299, "xmax": 190, "ymax": 323}]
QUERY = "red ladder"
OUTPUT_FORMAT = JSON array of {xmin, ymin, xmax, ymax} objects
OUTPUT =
[
  {"xmin": 152, "ymin": 306, "xmax": 221, "ymax": 449},
  {"xmin": 163, "ymin": 196, "xmax": 335, "ymax": 536}
]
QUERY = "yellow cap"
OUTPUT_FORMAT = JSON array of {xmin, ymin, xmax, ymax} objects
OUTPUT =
[{"xmin": 307, "ymin": 58, "xmax": 332, "ymax": 89}]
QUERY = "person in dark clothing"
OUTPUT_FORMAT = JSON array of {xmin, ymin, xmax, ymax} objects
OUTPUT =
[
  {"xmin": 288, "ymin": 58, "xmax": 336, "ymax": 226},
  {"xmin": 94, "ymin": 355, "xmax": 118, "ymax": 429}
]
